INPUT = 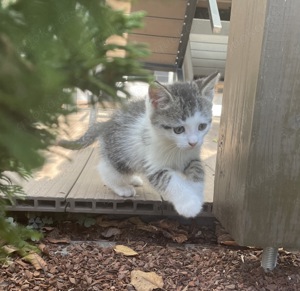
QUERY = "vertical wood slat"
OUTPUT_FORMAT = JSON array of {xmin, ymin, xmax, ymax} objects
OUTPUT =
[{"xmin": 214, "ymin": 0, "xmax": 300, "ymax": 248}]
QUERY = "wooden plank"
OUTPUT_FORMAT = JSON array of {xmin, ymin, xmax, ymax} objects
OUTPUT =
[
  {"xmin": 202, "ymin": 117, "xmax": 219, "ymax": 170},
  {"xmin": 4, "ymin": 109, "xmax": 96, "ymax": 211},
  {"xmin": 107, "ymin": 0, "xmax": 131, "ymax": 13},
  {"xmin": 4, "ymin": 147, "xmax": 94, "ymax": 212},
  {"xmin": 183, "ymin": 41, "xmax": 194, "ymax": 81},
  {"xmin": 142, "ymin": 53, "xmax": 177, "ymax": 65},
  {"xmin": 131, "ymin": 0, "xmax": 187, "ymax": 19},
  {"xmin": 214, "ymin": 0, "xmax": 300, "ymax": 248},
  {"xmin": 191, "ymin": 50, "xmax": 227, "ymax": 60},
  {"xmin": 191, "ymin": 19, "xmax": 230, "ymax": 36},
  {"xmin": 190, "ymin": 33, "xmax": 228, "ymax": 44},
  {"xmin": 201, "ymin": 117, "xmax": 220, "ymax": 203},
  {"xmin": 129, "ymin": 34, "xmax": 180, "ymax": 54},
  {"xmin": 193, "ymin": 67, "xmax": 225, "ymax": 77},
  {"xmin": 133, "ymin": 17, "xmax": 183, "ymax": 38},
  {"xmin": 197, "ymin": 0, "xmax": 232, "ymax": 10},
  {"xmin": 190, "ymin": 42, "xmax": 227, "ymax": 52},
  {"xmin": 192, "ymin": 58, "xmax": 226, "ymax": 68},
  {"xmin": 66, "ymin": 147, "xmax": 163, "ymax": 214}
]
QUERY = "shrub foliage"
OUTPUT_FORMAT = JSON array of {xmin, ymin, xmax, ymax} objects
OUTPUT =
[{"xmin": 0, "ymin": 0, "xmax": 150, "ymax": 257}]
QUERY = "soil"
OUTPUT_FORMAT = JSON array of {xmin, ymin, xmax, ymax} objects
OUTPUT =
[{"xmin": 1, "ymin": 215, "xmax": 299, "ymax": 291}]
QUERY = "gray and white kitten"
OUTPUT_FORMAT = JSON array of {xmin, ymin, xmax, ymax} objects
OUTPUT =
[{"xmin": 59, "ymin": 72, "xmax": 220, "ymax": 218}]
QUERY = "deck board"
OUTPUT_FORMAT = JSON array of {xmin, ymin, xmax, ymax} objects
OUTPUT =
[
  {"xmin": 5, "ymin": 148, "xmax": 94, "ymax": 212},
  {"xmin": 66, "ymin": 148, "xmax": 163, "ymax": 215}
]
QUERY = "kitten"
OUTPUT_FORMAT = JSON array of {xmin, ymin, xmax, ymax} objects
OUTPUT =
[{"xmin": 58, "ymin": 72, "xmax": 220, "ymax": 217}]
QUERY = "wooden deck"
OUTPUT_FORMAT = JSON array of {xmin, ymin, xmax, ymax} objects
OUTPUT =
[{"xmin": 5, "ymin": 101, "xmax": 220, "ymax": 217}]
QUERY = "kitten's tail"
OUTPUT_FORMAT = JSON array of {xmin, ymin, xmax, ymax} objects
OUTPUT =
[{"xmin": 57, "ymin": 122, "xmax": 103, "ymax": 150}]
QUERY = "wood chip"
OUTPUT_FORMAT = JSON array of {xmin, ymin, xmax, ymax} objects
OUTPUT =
[
  {"xmin": 2, "ymin": 218, "xmax": 300, "ymax": 290},
  {"xmin": 69, "ymin": 277, "xmax": 76, "ymax": 284}
]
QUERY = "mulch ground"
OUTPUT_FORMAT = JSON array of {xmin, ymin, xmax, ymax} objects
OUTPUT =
[{"xmin": 1, "ymin": 215, "xmax": 299, "ymax": 291}]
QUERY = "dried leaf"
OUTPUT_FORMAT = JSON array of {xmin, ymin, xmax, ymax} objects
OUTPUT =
[
  {"xmin": 2, "ymin": 244, "xmax": 18, "ymax": 254},
  {"xmin": 16, "ymin": 259, "xmax": 29, "ymax": 268},
  {"xmin": 137, "ymin": 224, "xmax": 160, "ymax": 234},
  {"xmin": 25, "ymin": 270, "xmax": 33, "ymax": 279},
  {"xmin": 220, "ymin": 240, "xmax": 239, "ymax": 247},
  {"xmin": 101, "ymin": 227, "xmax": 121, "ymax": 238},
  {"xmin": 47, "ymin": 237, "xmax": 70, "ymax": 244},
  {"xmin": 23, "ymin": 253, "xmax": 47, "ymax": 270},
  {"xmin": 215, "ymin": 223, "xmax": 239, "ymax": 246},
  {"xmin": 131, "ymin": 270, "xmax": 164, "ymax": 291},
  {"xmin": 114, "ymin": 245, "xmax": 138, "ymax": 256},
  {"xmin": 96, "ymin": 216, "xmax": 119, "ymax": 228},
  {"xmin": 172, "ymin": 233, "xmax": 188, "ymax": 244},
  {"xmin": 218, "ymin": 234, "xmax": 238, "ymax": 246},
  {"xmin": 42, "ymin": 226, "xmax": 54, "ymax": 231},
  {"xmin": 38, "ymin": 243, "xmax": 49, "ymax": 255},
  {"xmin": 154, "ymin": 219, "xmax": 179, "ymax": 230},
  {"xmin": 128, "ymin": 216, "xmax": 146, "ymax": 226}
]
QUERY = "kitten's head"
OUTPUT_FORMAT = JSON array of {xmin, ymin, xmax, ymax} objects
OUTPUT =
[{"xmin": 146, "ymin": 72, "xmax": 220, "ymax": 150}]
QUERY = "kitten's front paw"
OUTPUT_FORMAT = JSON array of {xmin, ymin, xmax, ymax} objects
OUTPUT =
[
  {"xmin": 130, "ymin": 176, "xmax": 143, "ymax": 187},
  {"xmin": 174, "ymin": 195, "xmax": 203, "ymax": 218},
  {"xmin": 115, "ymin": 186, "xmax": 136, "ymax": 197}
]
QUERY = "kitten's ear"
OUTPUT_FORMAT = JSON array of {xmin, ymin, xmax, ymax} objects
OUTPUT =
[
  {"xmin": 148, "ymin": 81, "xmax": 173, "ymax": 110},
  {"xmin": 195, "ymin": 71, "xmax": 220, "ymax": 101}
]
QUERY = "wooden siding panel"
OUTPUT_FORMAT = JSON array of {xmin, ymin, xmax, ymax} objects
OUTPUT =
[
  {"xmin": 133, "ymin": 17, "xmax": 184, "ymax": 38},
  {"xmin": 191, "ymin": 50, "xmax": 227, "ymax": 60},
  {"xmin": 190, "ymin": 42, "xmax": 227, "ymax": 52},
  {"xmin": 190, "ymin": 34, "xmax": 228, "ymax": 44},
  {"xmin": 131, "ymin": 0, "xmax": 187, "ymax": 19},
  {"xmin": 142, "ymin": 53, "xmax": 177, "ymax": 65},
  {"xmin": 129, "ymin": 35, "xmax": 180, "ymax": 55},
  {"xmin": 191, "ymin": 19, "xmax": 230, "ymax": 36},
  {"xmin": 193, "ymin": 58, "xmax": 226, "ymax": 68},
  {"xmin": 214, "ymin": 0, "xmax": 300, "ymax": 248},
  {"xmin": 193, "ymin": 67, "xmax": 225, "ymax": 77}
]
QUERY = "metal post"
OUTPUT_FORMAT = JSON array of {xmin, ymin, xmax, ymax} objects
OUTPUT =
[{"xmin": 261, "ymin": 247, "xmax": 278, "ymax": 271}]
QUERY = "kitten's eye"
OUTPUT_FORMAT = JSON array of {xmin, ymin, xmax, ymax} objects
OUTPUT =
[
  {"xmin": 162, "ymin": 125, "xmax": 171, "ymax": 130},
  {"xmin": 198, "ymin": 123, "xmax": 207, "ymax": 131},
  {"xmin": 173, "ymin": 126, "xmax": 185, "ymax": 134}
]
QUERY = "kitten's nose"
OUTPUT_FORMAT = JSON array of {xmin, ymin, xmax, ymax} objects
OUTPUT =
[{"xmin": 189, "ymin": 142, "xmax": 197, "ymax": 147}]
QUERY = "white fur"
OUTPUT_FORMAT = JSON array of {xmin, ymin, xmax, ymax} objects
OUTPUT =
[
  {"xmin": 130, "ymin": 176, "xmax": 143, "ymax": 186},
  {"xmin": 160, "ymin": 112, "xmax": 211, "ymax": 150},
  {"xmin": 163, "ymin": 173, "xmax": 204, "ymax": 217},
  {"xmin": 98, "ymin": 111, "xmax": 207, "ymax": 217},
  {"xmin": 98, "ymin": 159, "xmax": 136, "ymax": 197}
]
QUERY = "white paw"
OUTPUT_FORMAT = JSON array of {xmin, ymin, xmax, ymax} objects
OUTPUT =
[
  {"xmin": 130, "ymin": 176, "xmax": 144, "ymax": 187},
  {"xmin": 114, "ymin": 186, "xmax": 136, "ymax": 197},
  {"xmin": 174, "ymin": 195, "xmax": 203, "ymax": 218}
]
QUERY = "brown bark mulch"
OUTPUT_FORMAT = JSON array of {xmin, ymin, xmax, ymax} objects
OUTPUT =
[{"xmin": 1, "ymin": 216, "xmax": 299, "ymax": 291}]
